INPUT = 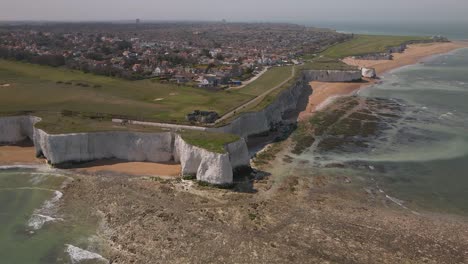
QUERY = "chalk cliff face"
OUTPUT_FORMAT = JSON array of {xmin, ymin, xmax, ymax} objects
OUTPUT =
[
  {"xmin": 0, "ymin": 116, "xmax": 249, "ymax": 185},
  {"xmin": 34, "ymin": 130, "xmax": 174, "ymax": 164},
  {"xmin": 173, "ymin": 135, "xmax": 233, "ymax": 184},
  {"xmin": 225, "ymin": 138, "xmax": 250, "ymax": 169},
  {"xmin": 209, "ymin": 70, "xmax": 360, "ymax": 138},
  {"xmin": 0, "ymin": 116, "xmax": 39, "ymax": 143},
  {"xmin": 0, "ymin": 68, "xmax": 366, "ymax": 184},
  {"xmin": 387, "ymin": 44, "xmax": 407, "ymax": 54},
  {"xmin": 302, "ymin": 70, "xmax": 362, "ymax": 82},
  {"xmin": 361, "ymin": 67, "xmax": 377, "ymax": 78},
  {"xmin": 209, "ymin": 77, "xmax": 309, "ymax": 137}
]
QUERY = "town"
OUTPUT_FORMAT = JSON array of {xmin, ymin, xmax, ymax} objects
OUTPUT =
[{"xmin": 0, "ymin": 21, "xmax": 350, "ymax": 87}]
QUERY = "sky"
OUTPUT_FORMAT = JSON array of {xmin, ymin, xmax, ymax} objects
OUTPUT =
[{"xmin": 1, "ymin": 0, "xmax": 467, "ymax": 23}]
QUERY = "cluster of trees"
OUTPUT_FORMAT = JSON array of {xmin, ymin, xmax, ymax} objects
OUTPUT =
[
  {"xmin": 0, "ymin": 47, "xmax": 65, "ymax": 67},
  {"xmin": 65, "ymin": 60, "xmax": 147, "ymax": 80}
]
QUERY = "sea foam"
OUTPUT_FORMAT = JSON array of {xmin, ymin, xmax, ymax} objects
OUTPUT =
[{"xmin": 27, "ymin": 190, "xmax": 63, "ymax": 230}]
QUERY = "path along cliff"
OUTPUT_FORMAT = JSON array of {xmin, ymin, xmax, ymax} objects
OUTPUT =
[{"xmin": 0, "ymin": 69, "xmax": 361, "ymax": 184}]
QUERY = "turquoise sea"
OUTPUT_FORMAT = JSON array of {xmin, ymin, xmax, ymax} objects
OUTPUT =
[
  {"xmin": 299, "ymin": 48, "xmax": 468, "ymax": 214},
  {"xmin": 2, "ymin": 22, "xmax": 468, "ymax": 263},
  {"xmin": 0, "ymin": 168, "xmax": 102, "ymax": 263}
]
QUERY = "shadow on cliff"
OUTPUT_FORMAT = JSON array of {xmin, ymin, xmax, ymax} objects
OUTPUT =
[
  {"xmin": 231, "ymin": 169, "xmax": 271, "ymax": 194},
  {"xmin": 0, "ymin": 138, "xmax": 35, "ymax": 147},
  {"xmin": 283, "ymin": 81, "xmax": 313, "ymax": 121},
  {"xmin": 234, "ymin": 83, "xmax": 313, "ymax": 194}
]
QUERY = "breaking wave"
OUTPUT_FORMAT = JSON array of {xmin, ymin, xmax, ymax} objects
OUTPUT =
[{"xmin": 27, "ymin": 190, "xmax": 64, "ymax": 230}]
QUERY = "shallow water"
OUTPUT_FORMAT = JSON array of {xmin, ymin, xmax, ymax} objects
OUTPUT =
[
  {"xmin": 0, "ymin": 169, "xmax": 100, "ymax": 263},
  {"xmin": 294, "ymin": 48, "xmax": 468, "ymax": 215}
]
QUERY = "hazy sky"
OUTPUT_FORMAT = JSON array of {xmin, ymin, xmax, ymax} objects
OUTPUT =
[{"xmin": 1, "ymin": 0, "xmax": 467, "ymax": 23}]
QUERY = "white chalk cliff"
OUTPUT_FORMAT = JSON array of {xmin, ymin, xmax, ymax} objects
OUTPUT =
[
  {"xmin": 209, "ymin": 70, "xmax": 361, "ymax": 137},
  {"xmin": 302, "ymin": 70, "xmax": 362, "ymax": 82},
  {"xmin": 361, "ymin": 68, "xmax": 377, "ymax": 78},
  {"xmin": 0, "ymin": 116, "xmax": 249, "ymax": 185},
  {"xmin": 0, "ymin": 69, "xmax": 363, "ymax": 184}
]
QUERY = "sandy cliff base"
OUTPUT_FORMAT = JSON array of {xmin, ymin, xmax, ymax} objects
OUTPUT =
[
  {"xmin": 299, "ymin": 41, "xmax": 468, "ymax": 120},
  {"xmin": 0, "ymin": 145, "xmax": 42, "ymax": 165},
  {"xmin": 0, "ymin": 145, "xmax": 181, "ymax": 176},
  {"xmin": 74, "ymin": 160, "xmax": 181, "ymax": 177}
]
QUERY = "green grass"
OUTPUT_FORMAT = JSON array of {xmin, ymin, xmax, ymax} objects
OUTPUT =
[
  {"xmin": 299, "ymin": 58, "xmax": 358, "ymax": 71},
  {"xmin": 179, "ymin": 130, "xmax": 240, "ymax": 154},
  {"xmin": 236, "ymin": 66, "xmax": 293, "ymax": 96},
  {"xmin": 0, "ymin": 60, "xmax": 253, "ymax": 124},
  {"xmin": 33, "ymin": 113, "xmax": 168, "ymax": 134},
  {"xmin": 225, "ymin": 57, "xmax": 358, "ymax": 119},
  {"xmin": 29, "ymin": 113, "xmax": 238, "ymax": 153},
  {"xmin": 319, "ymin": 35, "xmax": 431, "ymax": 59}
]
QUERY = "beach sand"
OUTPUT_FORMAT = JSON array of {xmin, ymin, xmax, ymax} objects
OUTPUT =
[
  {"xmin": 0, "ymin": 145, "xmax": 181, "ymax": 176},
  {"xmin": 0, "ymin": 145, "xmax": 43, "ymax": 165},
  {"xmin": 298, "ymin": 41, "xmax": 468, "ymax": 120},
  {"xmin": 73, "ymin": 160, "xmax": 181, "ymax": 177}
]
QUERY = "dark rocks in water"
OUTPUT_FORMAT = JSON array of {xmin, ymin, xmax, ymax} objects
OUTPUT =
[
  {"xmin": 283, "ymin": 155, "xmax": 294, "ymax": 163},
  {"xmin": 324, "ymin": 163, "xmax": 346, "ymax": 168},
  {"xmin": 305, "ymin": 96, "xmax": 407, "ymax": 153},
  {"xmin": 317, "ymin": 137, "xmax": 346, "ymax": 152}
]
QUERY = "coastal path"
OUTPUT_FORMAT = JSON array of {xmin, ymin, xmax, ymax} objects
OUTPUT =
[{"xmin": 215, "ymin": 66, "xmax": 296, "ymax": 124}]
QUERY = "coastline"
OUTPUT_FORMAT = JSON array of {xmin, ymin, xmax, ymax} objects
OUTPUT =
[
  {"xmin": 0, "ymin": 144, "xmax": 181, "ymax": 177},
  {"xmin": 1, "ymin": 42, "xmax": 468, "ymax": 263},
  {"xmin": 298, "ymin": 41, "xmax": 468, "ymax": 121}
]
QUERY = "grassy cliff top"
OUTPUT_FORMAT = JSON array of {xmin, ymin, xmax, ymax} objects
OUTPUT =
[
  {"xmin": 319, "ymin": 34, "xmax": 432, "ymax": 59},
  {"xmin": 0, "ymin": 59, "xmax": 253, "ymax": 125},
  {"xmin": 33, "ymin": 113, "xmax": 167, "ymax": 134},
  {"xmin": 235, "ymin": 66, "xmax": 293, "ymax": 96},
  {"xmin": 179, "ymin": 130, "xmax": 240, "ymax": 154},
  {"xmin": 299, "ymin": 58, "xmax": 359, "ymax": 71},
  {"xmin": 30, "ymin": 113, "xmax": 239, "ymax": 154}
]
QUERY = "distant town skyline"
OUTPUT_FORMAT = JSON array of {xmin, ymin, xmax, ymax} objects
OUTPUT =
[{"xmin": 1, "ymin": 0, "xmax": 467, "ymax": 23}]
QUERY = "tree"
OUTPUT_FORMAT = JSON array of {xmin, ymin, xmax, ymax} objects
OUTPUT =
[{"xmin": 116, "ymin": 40, "xmax": 132, "ymax": 51}]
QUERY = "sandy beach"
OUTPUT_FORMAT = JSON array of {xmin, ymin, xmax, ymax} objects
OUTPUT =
[
  {"xmin": 0, "ymin": 145, "xmax": 42, "ymax": 165},
  {"xmin": 1, "ymin": 42, "xmax": 466, "ymax": 174},
  {"xmin": 298, "ymin": 41, "xmax": 468, "ymax": 120},
  {"xmin": 73, "ymin": 160, "xmax": 181, "ymax": 177},
  {"xmin": 0, "ymin": 145, "xmax": 181, "ymax": 176}
]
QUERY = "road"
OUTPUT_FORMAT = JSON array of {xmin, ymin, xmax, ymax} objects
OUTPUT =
[
  {"xmin": 215, "ymin": 66, "xmax": 296, "ymax": 124},
  {"xmin": 226, "ymin": 67, "xmax": 269, "ymax": 91}
]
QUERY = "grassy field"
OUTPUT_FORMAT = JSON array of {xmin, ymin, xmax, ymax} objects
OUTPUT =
[
  {"xmin": 299, "ymin": 58, "xmax": 358, "ymax": 71},
  {"xmin": 179, "ymin": 130, "xmax": 240, "ymax": 153},
  {"xmin": 0, "ymin": 60, "xmax": 253, "ymax": 124},
  {"xmin": 0, "ymin": 34, "xmax": 429, "ymax": 136},
  {"xmin": 236, "ymin": 66, "xmax": 293, "ymax": 96},
  {"xmin": 33, "ymin": 114, "xmax": 167, "ymax": 134},
  {"xmin": 319, "ymin": 35, "xmax": 431, "ymax": 59},
  {"xmin": 222, "ymin": 58, "xmax": 358, "ymax": 118}
]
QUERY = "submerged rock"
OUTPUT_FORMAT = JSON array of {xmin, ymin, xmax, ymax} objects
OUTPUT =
[{"xmin": 65, "ymin": 245, "xmax": 108, "ymax": 264}]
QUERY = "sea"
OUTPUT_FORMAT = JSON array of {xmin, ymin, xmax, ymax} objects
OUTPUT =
[
  {"xmin": 1, "ymin": 22, "xmax": 468, "ymax": 263},
  {"xmin": 289, "ymin": 45, "xmax": 468, "ymax": 215},
  {"xmin": 0, "ymin": 167, "xmax": 103, "ymax": 263},
  {"xmin": 305, "ymin": 21, "xmax": 468, "ymax": 40}
]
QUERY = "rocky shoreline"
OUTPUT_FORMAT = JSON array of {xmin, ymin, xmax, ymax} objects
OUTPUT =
[
  {"xmin": 0, "ymin": 116, "xmax": 250, "ymax": 185},
  {"xmin": 59, "ymin": 162, "xmax": 468, "ymax": 263},
  {"xmin": 2, "ymin": 42, "xmax": 468, "ymax": 263}
]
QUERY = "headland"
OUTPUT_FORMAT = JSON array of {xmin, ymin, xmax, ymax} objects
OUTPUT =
[{"xmin": 2, "ymin": 24, "xmax": 468, "ymax": 263}]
